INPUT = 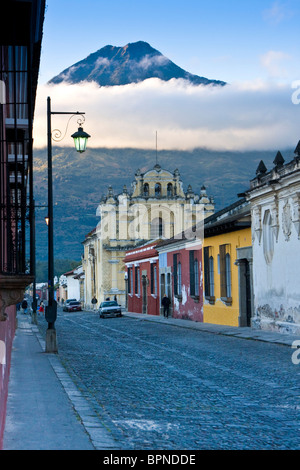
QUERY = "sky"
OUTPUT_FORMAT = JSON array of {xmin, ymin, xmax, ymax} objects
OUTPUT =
[{"xmin": 33, "ymin": 0, "xmax": 300, "ymax": 152}]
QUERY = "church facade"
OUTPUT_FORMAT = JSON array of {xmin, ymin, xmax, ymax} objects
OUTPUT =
[{"xmin": 82, "ymin": 164, "xmax": 214, "ymax": 309}]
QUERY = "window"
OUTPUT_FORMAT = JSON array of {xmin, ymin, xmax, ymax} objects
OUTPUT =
[
  {"xmin": 209, "ymin": 256, "xmax": 214, "ymax": 297},
  {"xmin": 194, "ymin": 260, "xmax": 199, "ymax": 296},
  {"xmin": 177, "ymin": 262, "xmax": 182, "ymax": 296},
  {"xmin": 130, "ymin": 268, "xmax": 133, "ymax": 294},
  {"xmin": 150, "ymin": 216, "xmax": 164, "ymax": 238},
  {"xmin": 189, "ymin": 250, "xmax": 199, "ymax": 298},
  {"xmin": 135, "ymin": 266, "xmax": 140, "ymax": 295},
  {"xmin": 128, "ymin": 267, "xmax": 132, "ymax": 294},
  {"xmin": 225, "ymin": 254, "xmax": 231, "ymax": 297},
  {"xmin": 154, "ymin": 265, "xmax": 157, "ymax": 295},
  {"xmin": 143, "ymin": 183, "xmax": 149, "ymax": 197},
  {"xmin": 167, "ymin": 183, "xmax": 173, "ymax": 197},
  {"xmin": 219, "ymin": 244, "xmax": 232, "ymax": 304},
  {"xmin": 173, "ymin": 254, "xmax": 181, "ymax": 298},
  {"xmin": 204, "ymin": 247, "xmax": 215, "ymax": 302},
  {"xmin": 150, "ymin": 263, "xmax": 157, "ymax": 295},
  {"xmin": 155, "ymin": 183, "xmax": 161, "ymax": 196}
]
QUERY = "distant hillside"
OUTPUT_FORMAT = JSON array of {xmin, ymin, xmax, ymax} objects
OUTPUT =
[
  {"xmin": 33, "ymin": 146, "xmax": 293, "ymax": 261},
  {"xmin": 49, "ymin": 41, "xmax": 226, "ymax": 87}
]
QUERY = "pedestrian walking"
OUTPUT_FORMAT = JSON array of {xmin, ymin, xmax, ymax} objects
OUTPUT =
[
  {"xmin": 91, "ymin": 296, "xmax": 98, "ymax": 311},
  {"xmin": 39, "ymin": 301, "xmax": 44, "ymax": 315},
  {"xmin": 21, "ymin": 299, "xmax": 28, "ymax": 314},
  {"xmin": 162, "ymin": 294, "xmax": 171, "ymax": 318}
]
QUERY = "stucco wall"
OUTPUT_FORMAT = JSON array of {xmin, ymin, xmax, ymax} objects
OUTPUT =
[
  {"xmin": 252, "ymin": 195, "xmax": 300, "ymax": 334},
  {"xmin": 203, "ymin": 228, "xmax": 252, "ymax": 327},
  {"xmin": 0, "ymin": 305, "xmax": 16, "ymax": 449},
  {"xmin": 167, "ymin": 246, "xmax": 203, "ymax": 322}
]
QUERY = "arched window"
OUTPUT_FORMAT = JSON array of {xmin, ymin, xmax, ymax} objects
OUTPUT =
[
  {"xmin": 167, "ymin": 183, "xmax": 173, "ymax": 197},
  {"xmin": 143, "ymin": 183, "xmax": 149, "ymax": 197},
  {"xmin": 150, "ymin": 217, "xmax": 164, "ymax": 238},
  {"xmin": 155, "ymin": 183, "xmax": 161, "ymax": 197}
]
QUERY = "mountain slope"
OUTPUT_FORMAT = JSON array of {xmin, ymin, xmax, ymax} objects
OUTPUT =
[
  {"xmin": 33, "ymin": 146, "xmax": 285, "ymax": 262},
  {"xmin": 49, "ymin": 41, "xmax": 226, "ymax": 87}
]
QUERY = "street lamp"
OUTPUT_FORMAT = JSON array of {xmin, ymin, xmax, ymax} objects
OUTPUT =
[
  {"xmin": 71, "ymin": 127, "xmax": 91, "ymax": 153},
  {"xmin": 46, "ymin": 96, "xmax": 90, "ymax": 353}
]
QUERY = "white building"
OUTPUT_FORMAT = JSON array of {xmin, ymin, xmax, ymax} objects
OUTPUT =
[
  {"xmin": 245, "ymin": 143, "xmax": 300, "ymax": 334},
  {"xmin": 64, "ymin": 266, "xmax": 84, "ymax": 302}
]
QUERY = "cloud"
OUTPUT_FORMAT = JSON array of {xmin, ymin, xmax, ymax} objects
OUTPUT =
[
  {"xmin": 33, "ymin": 78, "xmax": 299, "ymax": 152},
  {"xmin": 94, "ymin": 57, "xmax": 111, "ymax": 68},
  {"xmin": 263, "ymin": 1, "xmax": 293, "ymax": 24},
  {"xmin": 260, "ymin": 50, "xmax": 291, "ymax": 78},
  {"xmin": 136, "ymin": 54, "xmax": 169, "ymax": 70}
]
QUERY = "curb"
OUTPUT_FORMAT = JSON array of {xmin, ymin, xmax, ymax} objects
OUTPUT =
[
  {"xmin": 122, "ymin": 312, "xmax": 300, "ymax": 347},
  {"xmin": 29, "ymin": 320, "xmax": 119, "ymax": 450}
]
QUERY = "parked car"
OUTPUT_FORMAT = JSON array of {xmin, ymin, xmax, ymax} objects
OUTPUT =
[
  {"xmin": 98, "ymin": 301, "xmax": 122, "ymax": 318},
  {"xmin": 64, "ymin": 301, "xmax": 82, "ymax": 312},
  {"xmin": 63, "ymin": 298, "xmax": 77, "ymax": 311}
]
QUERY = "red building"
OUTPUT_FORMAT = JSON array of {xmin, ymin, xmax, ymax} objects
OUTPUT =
[
  {"xmin": 124, "ymin": 241, "xmax": 160, "ymax": 316},
  {"xmin": 156, "ymin": 238, "xmax": 203, "ymax": 322}
]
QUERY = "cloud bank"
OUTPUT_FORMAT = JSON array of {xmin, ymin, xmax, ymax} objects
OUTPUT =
[{"xmin": 33, "ymin": 78, "xmax": 299, "ymax": 152}]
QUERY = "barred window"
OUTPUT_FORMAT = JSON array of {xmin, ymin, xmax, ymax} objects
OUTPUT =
[
  {"xmin": 189, "ymin": 250, "xmax": 199, "ymax": 297},
  {"xmin": 177, "ymin": 262, "xmax": 182, "ymax": 296},
  {"xmin": 204, "ymin": 247, "xmax": 214, "ymax": 298},
  {"xmin": 220, "ymin": 244, "xmax": 232, "ymax": 301},
  {"xmin": 173, "ymin": 254, "xmax": 182, "ymax": 297},
  {"xmin": 194, "ymin": 260, "xmax": 199, "ymax": 296}
]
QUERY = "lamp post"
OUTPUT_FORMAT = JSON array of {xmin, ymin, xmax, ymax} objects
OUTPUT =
[
  {"xmin": 46, "ymin": 96, "xmax": 90, "ymax": 353},
  {"xmin": 124, "ymin": 272, "xmax": 128, "ymax": 311}
]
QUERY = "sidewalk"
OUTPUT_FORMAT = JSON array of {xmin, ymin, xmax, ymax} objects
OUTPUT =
[
  {"xmin": 3, "ymin": 312, "xmax": 118, "ymax": 450},
  {"xmin": 123, "ymin": 311, "xmax": 300, "ymax": 347},
  {"xmin": 3, "ymin": 310, "xmax": 299, "ymax": 450}
]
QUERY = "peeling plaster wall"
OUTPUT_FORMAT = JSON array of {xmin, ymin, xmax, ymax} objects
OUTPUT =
[
  {"xmin": 251, "ymin": 172, "xmax": 300, "ymax": 334},
  {"xmin": 167, "ymin": 247, "xmax": 203, "ymax": 322}
]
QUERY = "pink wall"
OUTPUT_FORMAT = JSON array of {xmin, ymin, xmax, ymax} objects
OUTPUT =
[
  {"xmin": 0, "ymin": 305, "xmax": 16, "ymax": 450},
  {"xmin": 167, "ymin": 247, "xmax": 203, "ymax": 322}
]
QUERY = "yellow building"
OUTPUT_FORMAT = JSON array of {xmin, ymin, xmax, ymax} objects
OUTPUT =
[{"xmin": 203, "ymin": 199, "xmax": 253, "ymax": 327}]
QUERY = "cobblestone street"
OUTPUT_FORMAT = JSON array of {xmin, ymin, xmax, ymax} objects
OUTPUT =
[{"xmin": 38, "ymin": 309, "xmax": 300, "ymax": 450}]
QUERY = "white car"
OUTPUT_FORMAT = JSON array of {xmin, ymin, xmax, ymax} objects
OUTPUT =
[{"xmin": 98, "ymin": 301, "xmax": 122, "ymax": 318}]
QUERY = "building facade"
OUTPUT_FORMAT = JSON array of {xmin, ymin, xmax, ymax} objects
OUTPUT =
[
  {"xmin": 0, "ymin": 0, "xmax": 45, "ymax": 449},
  {"xmin": 64, "ymin": 266, "xmax": 84, "ymax": 302},
  {"xmin": 203, "ymin": 199, "xmax": 252, "ymax": 327},
  {"xmin": 82, "ymin": 164, "xmax": 214, "ymax": 309},
  {"xmin": 156, "ymin": 237, "xmax": 203, "ymax": 321},
  {"xmin": 245, "ymin": 144, "xmax": 300, "ymax": 334},
  {"xmin": 124, "ymin": 241, "xmax": 160, "ymax": 316}
]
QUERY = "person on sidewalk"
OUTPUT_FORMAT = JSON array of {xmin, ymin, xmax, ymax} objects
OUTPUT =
[
  {"xmin": 21, "ymin": 299, "xmax": 28, "ymax": 314},
  {"xmin": 38, "ymin": 301, "xmax": 44, "ymax": 315},
  {"xmin": 91, "ymin": 296, "xmax": 98, "ymax": 311},
  {"xmin": 162, "ymin": 294, "xmax": 171, "ymax": 318}
]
